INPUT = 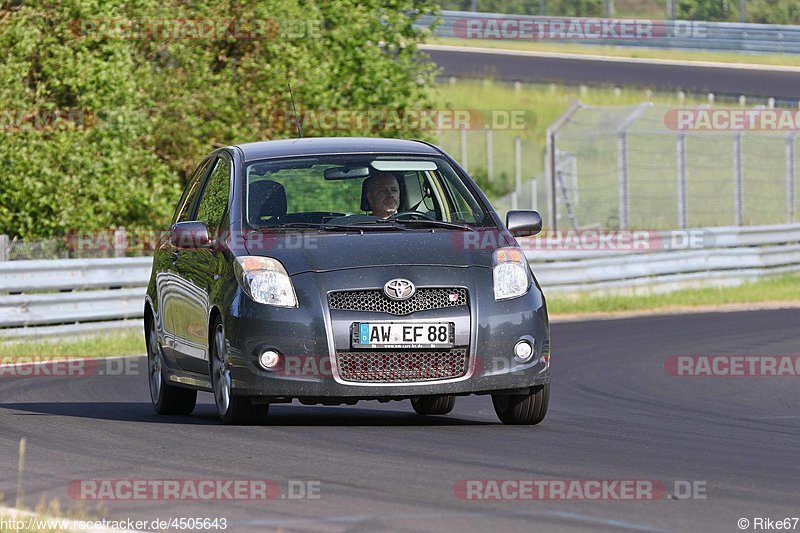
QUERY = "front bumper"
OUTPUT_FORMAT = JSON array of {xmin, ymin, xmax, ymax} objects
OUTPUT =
[{"xmin": 224, "ymin": 265, "xmax": 550, "ymax": 400}]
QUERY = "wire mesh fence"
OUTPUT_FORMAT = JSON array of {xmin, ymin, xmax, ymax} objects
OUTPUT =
[
  {"xmin": 0, "ymin": 229, "xmax": 156, "ymax": 261},
  {"xmin": 547, "ymin": 103, "xmax": 799, "ymax": 230}
]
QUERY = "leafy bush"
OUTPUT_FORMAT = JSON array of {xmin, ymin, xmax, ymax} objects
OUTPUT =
[
  {"xmin": 0, "ymin": 0, "xmax": 440, "ymax": 238},
  {"xmin": 747, "ymin": 0, "xmax": 800, "ymax": 24},
  {"xmin": 438, "ymin": 0, "xmax": 603, "ymax": 17}
]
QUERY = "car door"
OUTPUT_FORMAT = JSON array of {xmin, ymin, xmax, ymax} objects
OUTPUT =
[
  {"xmin": 171, "ymin": 153, "xmax": 232, "ymax": 374},
  {"xmin": 158, "ymin": 156, "xmax": 214, "ymax": 366}
]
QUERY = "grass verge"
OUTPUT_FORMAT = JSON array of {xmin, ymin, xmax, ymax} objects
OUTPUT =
[
  {"xmin": 0, "ymin": 329, "xmax": 144, "ymax": 360},
  {"xmin": 547, "ymin": 273, "xmax": 800, "ymax": 315},
  {"xmin": 428, "ymin": 37, "xmax": 800, "ymax": 67}
]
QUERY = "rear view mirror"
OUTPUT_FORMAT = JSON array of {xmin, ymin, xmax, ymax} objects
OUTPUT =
[
  {"xmin": 323, "ymin": 166, "xmax": 370, "ymax": 180},
  {"xmin": 170, "ymin": 221, "xmax": 211, "ymax": 249},
  {"xmin": 506, "ymin": 210, "xmax": 542, "ymax": 237}
]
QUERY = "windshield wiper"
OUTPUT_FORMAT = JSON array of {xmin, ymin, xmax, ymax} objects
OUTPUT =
[
  {"xmin": 389, "ymin": 219, "xmax": 478, "ymax": 232},
  {"xmin": 348, "ymin": 220, "xmax": 412, "ymax": 231},
  {"xmin": 275, "ymin": 222, "xmax": 407, "ymax": 232}
]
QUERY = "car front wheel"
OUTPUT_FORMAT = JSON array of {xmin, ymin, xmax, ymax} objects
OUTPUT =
[
  {"xmin": 210, "ymin": 318, "xmax": 269, "ymax": 425},
  {"xmin": 492, "ymin": 384, "xmax": 549, "ymax": 425},
  {"xmin": 147, "ymin": 317, "xmax": 196, "ymax": 415},
  {"xmin": 411, "ymin": 395, "xmax": 455, "ymax": 415}
]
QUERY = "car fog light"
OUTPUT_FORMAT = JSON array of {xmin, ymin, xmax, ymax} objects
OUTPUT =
[
  {"xmin": 259, "ymin": 350, "xmax": 281, "ymax": 370},
  {"xmin": 514, "ymin": 341, "xmax": 534, "ymax": 362}
]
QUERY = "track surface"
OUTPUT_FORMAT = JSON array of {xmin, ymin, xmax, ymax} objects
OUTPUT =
[
  {"xmin": 1, "ymin": 309, "xmax": 799, "ymax": 532},
  {"xmin": 424, "ymin": 46, "xmax": 800, "ymax": 100}
]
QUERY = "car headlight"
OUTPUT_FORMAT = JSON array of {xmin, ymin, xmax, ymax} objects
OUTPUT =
[
  {"xmin": 493, "ymin": 247, "xmax": 530, "ymax": 301},
  {"xmin": 234, "ymin": 256, "xmax": 297, "ymax": 307}
]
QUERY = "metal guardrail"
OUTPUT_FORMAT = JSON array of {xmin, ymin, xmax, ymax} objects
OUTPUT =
[
  {"xmin": 0, "ymin": 258, "xmax": 151, "ymax": 340},
  {"xmin": 419, "ymin": 11, "xmax": 800, "ymax": 54},
  {"xmin": 0, "ymin": 224, "xmax": 799, "ymax": 339},
  {"xmin": 527, "ymin": 223, "xmax": 800, "ymax": 293}
]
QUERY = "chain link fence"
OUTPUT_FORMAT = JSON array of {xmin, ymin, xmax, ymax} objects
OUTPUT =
[
  {"xmin": 546, "ymin": 102, "xmax": 799, "ymax": 230},
  {"xmin": 0, "ymin": 229, "xmax": 156, "ymax": 261}
]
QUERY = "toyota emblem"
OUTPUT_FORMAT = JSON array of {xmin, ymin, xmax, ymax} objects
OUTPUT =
[{"xmin": 384, "ymin": 278, "xmax": 416, "ymax": 300}]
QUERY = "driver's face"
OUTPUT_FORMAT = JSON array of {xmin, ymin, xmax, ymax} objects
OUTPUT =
[{"xmin": 367, "ymin": 174, "xmax": 400, "ymax": 218}]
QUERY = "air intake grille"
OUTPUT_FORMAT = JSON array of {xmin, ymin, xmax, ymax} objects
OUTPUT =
[
  {"xmin": 328, "ymin": 288, "xmax": 467, "ymax": 316},
  {"xmin": 336, "ymin": 349, "xmax": 469, "ymax": 383}
]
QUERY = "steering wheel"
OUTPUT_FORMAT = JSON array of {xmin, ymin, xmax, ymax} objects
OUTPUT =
[{"xmin": 387, "ymin": 211, "xmax": 435, "ymax": 221}]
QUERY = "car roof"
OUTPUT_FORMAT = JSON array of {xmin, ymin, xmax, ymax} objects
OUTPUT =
[{"xmin": 233, "ymin": 137, "xmax": 442, "ymax": 162}]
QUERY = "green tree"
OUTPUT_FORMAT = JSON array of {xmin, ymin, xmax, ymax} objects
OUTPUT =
[
  {"xmin": 676, "ymin": 0, "xmax": 738, "ymax": 21},
  {"xmin": 748, "ymin": 0, "xmax": 800, "ymax": 24},
  {"xmin": 0, "ymin": 0, "xmax": 440, "ymax": 238}
]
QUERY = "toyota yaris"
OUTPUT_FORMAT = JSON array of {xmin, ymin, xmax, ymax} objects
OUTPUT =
[{"xmin": 144, "ymin": 137, "xmax": 550, "ymax": 425}]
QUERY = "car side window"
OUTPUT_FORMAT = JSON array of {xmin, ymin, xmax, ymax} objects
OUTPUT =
[
  {"xmin": 173, "ymin": 157, "xmax": 213, "ymax": 224},
  {"xmin": 195, "ymin": 156, "xmax": 231, "ymax": 231}
]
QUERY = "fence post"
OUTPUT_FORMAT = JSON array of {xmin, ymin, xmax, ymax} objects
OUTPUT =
[
  {"xmin": 514, "ymin": 136, "xmax": 522, "ymax": 195},
  {"xmin": 788, "ymin": 132, "xmax": 796, "ymax": 223},
  {"xmin": 618, "ymin": 131, "xmax": 629, "ymax": 229},
  {"xmin": 677, "ymin": 133, "xmax": 687, "ymax": 229},
  {"xmin": 734, "ymin": 132, "xmax": 744, "ymax": 226},
  {"xmin": 511, "ymin": 191, "xmax": 518, "ymax": 210},
  {"xmin": 460, "ymin": 126, "xmax": 468, "ymax": 172},
  {"xmin": 546, "ymin": 129, "xmax": 556, "ymax": 229},
  {"xmin": 113, "ymin": 227, "xmax": 127, "ymax": 258},
  {"xmin": 545, "ymin": 100, "xmax": 582, "ymax": 231},
  {"xmin": 617, "ymin": 103, "xmax": 652, "ymax": 230},
  {"xmin": 0, "ymin": 234, "xmax": 8, "ymax": 261},
  {"xmin": 531, "ymin": 179, "xmax": 538, "ymax": 211},
  {"xmin": 486, "ymin": 129, "xmax": 494, "ymax": 182}
]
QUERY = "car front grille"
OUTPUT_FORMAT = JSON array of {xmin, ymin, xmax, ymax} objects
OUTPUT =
[
  {"xmin": 335, "ymin": 349, "xmax": 469, "ymax": 383},
  {"xmin": 328, "ymin": 287, "xmax": 467, "ymax": 316}
]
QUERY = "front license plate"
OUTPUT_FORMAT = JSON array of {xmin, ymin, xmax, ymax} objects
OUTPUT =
[{"xmin": 352, "ymin": 322, "xmax": 454, "ymax": 349}]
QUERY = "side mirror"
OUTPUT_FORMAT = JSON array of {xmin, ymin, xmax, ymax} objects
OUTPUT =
[
  {"xmin": 170, "ymin": 221, "xmax": 211, "ymax": 249},
  {"xmin": 506, "ymin": 210, "xmax": 542, "ymax": 237}
]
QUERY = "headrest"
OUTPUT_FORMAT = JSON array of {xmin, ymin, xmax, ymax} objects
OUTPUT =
[{"xmin": 249, "ymin": 180, "xmax": 287, "ymax": 222}]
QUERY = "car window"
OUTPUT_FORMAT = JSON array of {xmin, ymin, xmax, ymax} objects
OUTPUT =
[
  {"xmin": 195, "ymin": 156, "xmax": 231, "ymax": 230},
  {"xmin": 173, "ymin": 157, "xmax": 213, "ymax": 224},
  {"xmin": 244, "ymin": 155, "xmax": 491, "ymax": 228}
]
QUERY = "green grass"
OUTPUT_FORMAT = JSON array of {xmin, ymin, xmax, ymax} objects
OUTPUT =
[
  {"xmin": 429, "ymin": 36, "xmax": 800, "ymax": 67},
  {"xmin": 547, "ymin": 273, "xmax": 800, "ymax": 315},
  {"xmin": 0, "ymin": 329, "xmax": 144, "ymax": 360}
]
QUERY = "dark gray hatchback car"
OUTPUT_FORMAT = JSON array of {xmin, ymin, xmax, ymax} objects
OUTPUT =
[{"xmin": 145, "ymin": 137, "xmax": 550, "ymax": 424}]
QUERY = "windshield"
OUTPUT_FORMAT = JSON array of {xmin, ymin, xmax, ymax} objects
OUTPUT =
[{"xmin": 243, "ymin": 155, "xmax": 493, "ymax": 230}]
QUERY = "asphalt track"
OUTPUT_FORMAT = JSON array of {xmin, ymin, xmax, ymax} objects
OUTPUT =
[
  {"xmin": 423, "ymin": 46, "xmax": 800, "ymax": 100},
  {"xmin": 1, "ymin": 308, "xmax": 799, "ymax": 532}
]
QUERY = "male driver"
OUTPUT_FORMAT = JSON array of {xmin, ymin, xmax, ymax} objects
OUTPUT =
[{"xmin": 364, "ymin": 171, "xmax": 400, "ymax": 219}]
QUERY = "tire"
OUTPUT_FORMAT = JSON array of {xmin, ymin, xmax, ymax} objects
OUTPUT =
[
  {"xmin": 411, "ymin": 395, "xmax": 455, "ymax": 415},
  {"xmin": 210, "ymin": 318, "xmax": 269, "ymax": 425},
  {"xmin": 146, "ymin": 316, "xmax": 197, "ymax": 415},
  {"xmin": 492, "ymin": 384, "xmax": 549, "ymax": 425}
]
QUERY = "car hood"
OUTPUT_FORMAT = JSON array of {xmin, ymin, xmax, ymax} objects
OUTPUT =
[{"xmin": 242, "ymin": 229, "xmax": 511, "ymax": 275}]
